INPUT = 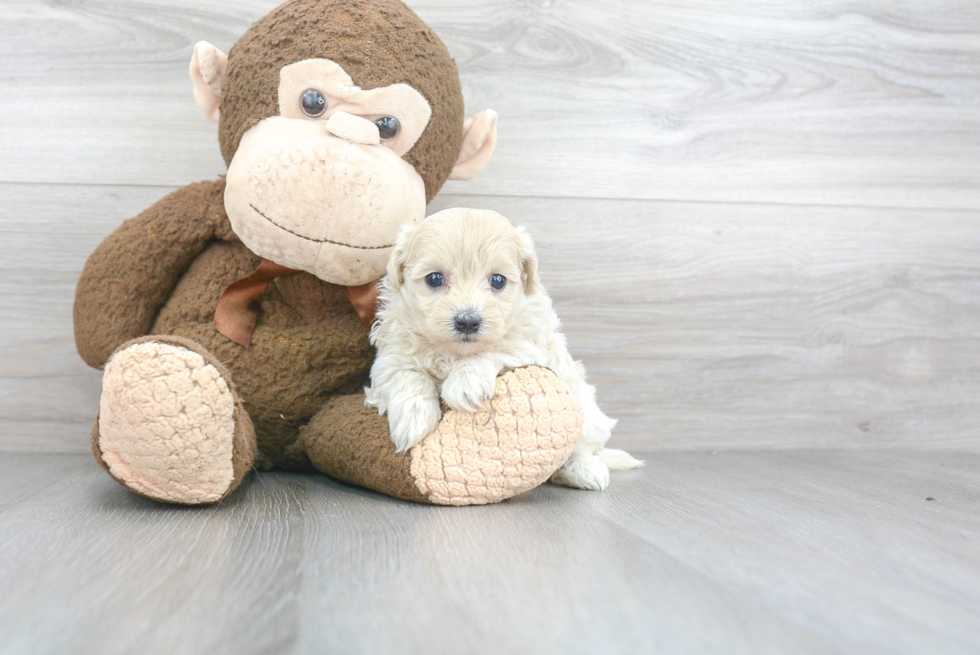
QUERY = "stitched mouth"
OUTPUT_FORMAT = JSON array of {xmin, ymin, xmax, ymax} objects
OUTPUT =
[{"xmin": 250, "ymin": 204, "xmax": 394, "ymax": 250}]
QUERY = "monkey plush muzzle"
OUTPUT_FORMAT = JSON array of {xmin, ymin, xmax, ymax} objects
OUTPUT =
[{"xmin": 225, "ymin": 116, "xmax": 427, "ymax": 286}]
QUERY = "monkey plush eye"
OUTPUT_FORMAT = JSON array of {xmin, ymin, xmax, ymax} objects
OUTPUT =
[
  {"xmin": 425, "ymin": 272, "xmax": 444, "ymax": 289},
  {"xmin": 300, "ymin": 89, "xmax": 327, "ymax": 117},
  {"xmin": 375, "ymin": 116, "xmax": 400, "ymax": 140},
  {"xmin": 489, "ymin": 274, "xmax": 506, "ymax": 290}
]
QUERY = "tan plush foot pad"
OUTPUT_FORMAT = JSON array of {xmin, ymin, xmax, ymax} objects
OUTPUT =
[
  {"xmin": 410, "ymin": 366, "xmax": 582, "ymax": 506},
  {"xmin": 98, "ymin": 340, "xmax": 243, "ymax": 504}
]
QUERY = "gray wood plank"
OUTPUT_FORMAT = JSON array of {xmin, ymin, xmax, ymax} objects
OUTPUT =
[
  {"xmin": 594, "ymin": 449, "xmax": 980, "ymax": 655},
  {"xmin": 1, "ymin": 1, "xmax": 978, "ymax": 208},
  {"xmin": 0, "ymin": 454, "xmax": 304, "ymax": 655},
  {"xmin": 6, "ymin": 182, "xmax": 978, "ymax": 452},
  {"xmin": 293, "ymin": 467, "xmax": 830, "ymax": 655},
  {"xmin": 0, "ymin": 183, "xmax": 172, "ymax": 452},
  {"xmin": 0, "ymin": 451, "xmax": 977, "ymax": 654},
  {"xmin": 601, "ymin": 449, "xmax": 980, "ymax": 655},
  {"xmin": 430, "ymin": 194, "xmax": 980, "ymax": 452}
]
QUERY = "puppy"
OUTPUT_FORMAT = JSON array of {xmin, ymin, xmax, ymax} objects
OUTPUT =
[{"xmin": 364, "ymin": 208, "xmax": 642, "ymax": 490}]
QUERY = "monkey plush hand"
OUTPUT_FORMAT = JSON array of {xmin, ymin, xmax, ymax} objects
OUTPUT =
[{"xmin": 74, "ymin": 0, "xmax": 581, "ymax": 506}]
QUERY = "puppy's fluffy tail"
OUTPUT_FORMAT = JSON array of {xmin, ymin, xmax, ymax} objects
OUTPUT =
[{"xmin": 600, "ymin": 448, "xmax": 644, "ymax": 470}]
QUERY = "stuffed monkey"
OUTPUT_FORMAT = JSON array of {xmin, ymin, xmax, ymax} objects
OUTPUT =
[{"xmin": 74, "ymin": 0, "xmax": 581, "ymax": 506}]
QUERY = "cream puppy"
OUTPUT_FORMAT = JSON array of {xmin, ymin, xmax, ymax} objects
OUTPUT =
[{"xmin": 364, "ymin": 208, "xmax": 641, "ymax": 490}]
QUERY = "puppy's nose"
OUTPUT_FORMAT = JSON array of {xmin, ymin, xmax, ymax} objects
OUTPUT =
[{"xmin": 453, "ymin": 312, "xmax": 481, "ymax": 335}]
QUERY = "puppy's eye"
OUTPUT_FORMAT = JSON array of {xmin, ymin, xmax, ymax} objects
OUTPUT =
[
  {"xmin": 489, "ymin": 274, "xmax": 507, "ymax": 290},
  {"xmin": 300, "ymin": 89, "xmax": 327, "ymax": 117},
  {"xmin": 376, "ymin": 116, "xmax": 400, "ymax": 140},
  {"xmin": 425, "ymin": 272, "xmax": 445, "ymax": 289}
]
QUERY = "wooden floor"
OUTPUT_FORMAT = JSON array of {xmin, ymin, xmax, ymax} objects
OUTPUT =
[
  {"xmin": 2, "ymin": 0, "xmax": 980, "ymax": 653},
  {"xmin": 0, "ymin": 451, "xmax": 977, "ymax": 655}
]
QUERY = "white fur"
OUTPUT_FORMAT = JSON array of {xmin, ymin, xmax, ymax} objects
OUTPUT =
[{"xmin": 364, "ymin": 208, "xmax": 642, "ymax": 490}]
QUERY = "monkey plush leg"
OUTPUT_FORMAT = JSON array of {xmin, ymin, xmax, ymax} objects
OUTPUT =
[
  {"xmin": 301, "ymin": 366, "xmax": 581, "ymax": 506},
  {"xmin": 92, "ymin": 336, "xmax": 256, "ymax": 505}
]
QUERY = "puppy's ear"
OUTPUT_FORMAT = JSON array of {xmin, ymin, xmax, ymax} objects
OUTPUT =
[
  {"xmin": 386, "ymin": 226, "xmax": 414, "ymax": 291},
  {"xmin": 516, "ymin": 227, "xmax": 539, "ymax": 295}
]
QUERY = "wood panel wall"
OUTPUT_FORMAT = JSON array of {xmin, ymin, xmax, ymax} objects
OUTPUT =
[{"xmin": 1, "ymin": 0, "xmax": 978, "ymax": 452}]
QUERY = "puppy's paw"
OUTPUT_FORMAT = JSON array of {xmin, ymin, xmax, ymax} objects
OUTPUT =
[
  {"xmin": 388, "ymin": 396, "xmax": 442, "ymax": 453},
  {"xmin": 363, "ymin": 386, "xmax": 380, "ymax": 410},
  {"xmin": 550, "ymin": 456, "xmax": 611, "ymax": 491},
  {"xmin": 441, "ymin": 365, "xmax": 497, "ymax": 413}
]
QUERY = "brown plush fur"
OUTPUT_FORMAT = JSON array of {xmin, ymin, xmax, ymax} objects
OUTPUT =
[
  {"xmin": 74, "ymin": 180, "xmax": 228, "ymax": 369},
  {"xmin": 77, "ymin": 179, "xmax": 375, "ymax": 471},
  {"xmin": 74, "ymin": 0, "xmax": 580, "ymax": 505},
  {"xmin": 150, "ymin": 204, "xmax": 376, "ymax": 470},
  {"xmin": 219, "ymin": 0, "xmax": 464, "ymax": 203},
  {"xmin": 74, "ymin": 0, "xmax": 462, "ymax": 496},
  {"xmin": 301, "ymin": 395, "xmax": 430, "ymax": 503}
]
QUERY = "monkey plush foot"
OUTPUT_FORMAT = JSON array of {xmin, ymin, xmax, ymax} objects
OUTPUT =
[
  {"xmin": 92, "ymin": 336, "xmax": 256, "ymax": 504},
  {"xmin": 302, "ymin": 366, "xmax": 581, "ymax": 505}
]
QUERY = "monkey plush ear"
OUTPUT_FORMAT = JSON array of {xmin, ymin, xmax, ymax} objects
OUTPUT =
[
  {"xmin": 189, "ymin": 41, "xmax": 228, "ymax": 123},
  {"xmin": 449, "ymin": 110, "xmax": 498, "ymax": 181}
]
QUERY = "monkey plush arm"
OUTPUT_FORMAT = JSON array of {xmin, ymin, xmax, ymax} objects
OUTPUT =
[{"xmin": 74, "ymin": 179, "xmax": 228, "ymax": 368}]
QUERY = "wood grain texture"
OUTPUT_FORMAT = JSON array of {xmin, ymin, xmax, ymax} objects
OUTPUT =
[
  {"xmin": 0, "ymin": 0, "xmax": 978, "ymax": 207},
  {"xmin": 1, "ymin": 1, "xmax": 978, "ymax": 452},
  {"xmin": 0, "ymin": 183, "xmax": 171, "ymax": 452},
  {"xmin": 0, "ymin": 452, "xmax": 977, "ymax": 654},
  {"xmin": 3, "ymin": 3, "xmax": 979, "ymax": 653},
  {"xmin": 431, "ymin": 194, "xmax": 980, "ymax": 452},
  {"xmin": 5, "ymin": 181, "xmax": 977, "ymax": 452}
]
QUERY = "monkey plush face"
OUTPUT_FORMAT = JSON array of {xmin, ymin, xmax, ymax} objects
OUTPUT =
[
  {"xmin": 223, "ymin": 59, "xmax": 433, "ymax": 284},
  {"xmin": 188, "ymin": 0, "xmax": 498, "ymax": 286}
]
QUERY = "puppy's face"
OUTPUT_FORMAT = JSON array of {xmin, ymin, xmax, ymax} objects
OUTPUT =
[{"xmin": 387, "ymin": 208, "xmax": 539, "ymax": 356}]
